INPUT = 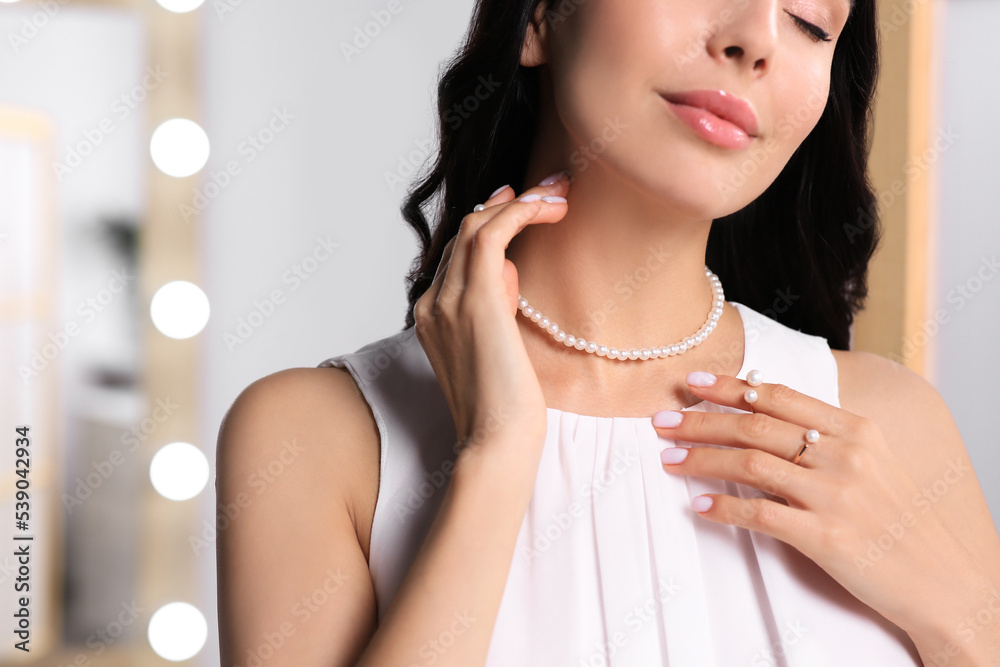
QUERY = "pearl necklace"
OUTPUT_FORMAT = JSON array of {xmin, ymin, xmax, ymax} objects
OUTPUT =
[{"xmin": 516, "ymin": 266, "xmax": 724, "ymax": 361}]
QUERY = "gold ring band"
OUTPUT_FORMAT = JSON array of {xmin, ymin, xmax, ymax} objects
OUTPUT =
[{"xmin": 790, "ymin": 443, "xmax": 809, "ymax": 465}]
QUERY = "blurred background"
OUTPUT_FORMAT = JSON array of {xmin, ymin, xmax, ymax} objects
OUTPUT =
[{"xmin": 0, "ymin": 0, "xmax": 997, "ymax": 664}]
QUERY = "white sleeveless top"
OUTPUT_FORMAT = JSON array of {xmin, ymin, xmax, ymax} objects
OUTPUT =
[{"xmin": 318, "ymin": 300, "xmax": 921, "ymax": 666}]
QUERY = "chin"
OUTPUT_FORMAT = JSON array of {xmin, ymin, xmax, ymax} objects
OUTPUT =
[{"xmin": 652, "ymin": 173, "xmax": 762, "ymax": 220}]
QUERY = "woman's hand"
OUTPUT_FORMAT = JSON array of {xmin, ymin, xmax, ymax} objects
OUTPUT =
[
  {"xmin": 412, "ymin": 171, "xmax": 571, "ymax": 458},
  {"xmin": 651, "ymin": 371, "xmax": 997, "ymax": 649}
]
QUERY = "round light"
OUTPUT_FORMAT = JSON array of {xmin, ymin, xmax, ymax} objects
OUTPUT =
[
  {"xmin": 148, "ymin": 602, "xmax": 207, "ymax": 661},
  {"xmin": 155, "ymin": 0, "xmax": 205, "ymax": 12},
  {"xmin": 150, "ymin": 118, "xmax": 209, "ymax": 177},
  {"xmin": 150, "ymin": 442, "xmax": 209, "ymax": 501},
  {"xmin": 150, "ymin": 280, "xmax": 210, "ymax": 339}
]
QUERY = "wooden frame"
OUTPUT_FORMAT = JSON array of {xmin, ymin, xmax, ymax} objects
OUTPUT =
[
  {"xmin": 853, "ymin": 0, "xmax": 938, "ymax": 376},
  {"xmin": 5, "ymin": 1, "xmax": 204, "ymax": 664},
  {"xmin": 0, "ymin": 103, "xmax": 62, "ymax": 661}
]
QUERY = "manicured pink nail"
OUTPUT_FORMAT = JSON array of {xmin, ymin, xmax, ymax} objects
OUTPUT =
[
  {"xmin": 691, "ymin": 496, "xmax": 713, "ymax": 512},
  {"xmin": 538, "ymin": 170, "xmax": 567, "ymax": 186},
  {"xmin": 489, "ymin": 184, "xmax": 509, "ymax": 198},
  {"xmin": 652, "ymin": 410, "xmax": 684, "ymax": 428},
  {"xmin": 660, "ymin": 447, "xmax": 688, "ymax": 465},
  {"xmin": 519, "ymin": 193, "xmax": 542, "ymax": 202},
  {"xmin": 686, "ymin": 371, "xmax": 717, "ymax": 387},
  {"xmin": 541, "ymin": 196, "xmax": 566, "ymax": 203}
]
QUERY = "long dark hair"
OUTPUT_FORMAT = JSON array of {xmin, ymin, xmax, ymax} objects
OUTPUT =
[{"xmin": 398, "ymin": 0, "xmax": 881, "ymax": 351}]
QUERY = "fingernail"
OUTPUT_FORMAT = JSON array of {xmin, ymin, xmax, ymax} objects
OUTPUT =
[
  {"xmin": 691, "ymin": 495, "xmax": 714, "ymax": 512},
  {"xmin": 538, "ymin": 170, "xmax": 567, "ymax": 186},
  {"xmin": 489, "ymin": 184, "xmax": 509, "ymax": 198},
  {"xmin": 540, "ymin": 196, "xmax": 566, "ymax": 203},
  {"xmin": 519, "ymin": 193, "xmax": 542, "ymax": 202},
  {"xmin": 686, "ymin": 371, "xmax": 717, "ymax": 387},
  {"xmin": 660, "ymin": 447, "xmax": 688, "ymax": 465},
  {"xmin": 652, "ymin": 410, "xmax": 684, "ymax": 428}
]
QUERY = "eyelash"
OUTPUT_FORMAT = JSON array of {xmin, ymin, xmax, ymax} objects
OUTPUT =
[{"xmin": 790, "ymin": 14, "xmax": 833, "ymax": 42}]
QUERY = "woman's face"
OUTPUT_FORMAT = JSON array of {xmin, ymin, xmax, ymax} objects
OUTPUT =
[{"xmin": 524, "ymin": 0, "xmax": 853, "ymax": 218}]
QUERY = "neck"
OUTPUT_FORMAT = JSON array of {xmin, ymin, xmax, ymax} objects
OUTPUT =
[
  {"xmin": 506, "ymin": 166, "xmax": 727, "ymax": 356},
  {"xmin": 505, "ymin": 206, "xmax": 716, "ymax": 352},
  {"xmin": 502, "ymin": 73, "xmax": 746, "ymax": 410}
]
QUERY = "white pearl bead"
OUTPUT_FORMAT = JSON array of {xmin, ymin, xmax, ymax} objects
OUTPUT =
[
  {"xmin": 806, "ymin": 429, "xmax": 820, "ymax": 443},
  {"xmin": 744, "ymin": 389, "xmax": 758, "ymax": 403},
  {"xmin": 747, "ymin": 369, "xmax": 763, "ymax": 387},
  {"xmin": 514, "ymin": 265, "xmax": 725, "ymax": 361}
]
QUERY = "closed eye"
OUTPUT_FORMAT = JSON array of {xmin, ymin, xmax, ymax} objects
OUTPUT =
[{"xmin": 788, "ymin": 12, "xmax": 833, "ymax": 42}]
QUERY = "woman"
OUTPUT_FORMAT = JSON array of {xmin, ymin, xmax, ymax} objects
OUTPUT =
[{"xmin": 216, "ymin": 1, "xmax": 1000, "ymax": 665}]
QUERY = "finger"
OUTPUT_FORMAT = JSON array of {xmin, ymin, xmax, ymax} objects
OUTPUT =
[
  {"xmin": 462, "ymin": 194, "xmax": 568, "ymax": 304},
  {"xmin": 652, "ymin": 409, "xmax": 832, "ymax": 468},
  {"xmin": 437, "ymin": 236, "xmax": 458, "ymax": 282},
  {"xmin": 502, "ymin": 258, "xmax": 520, "ymax": 315},
  {"xmin": 661, "ymin": 443, "xmax": 813, "ymax": 505},
  {"xmin": 421, "ymin": 235, "xmax": 459, "ymax": 306},
  {"xmin": 480, "ymin": 184, "xmax": 517, "ymax": 209},
  {"xmin": 687, "ymin": 493, "xmax": 820, "ymax": 552},
  {"xmin": 439, "ymin": 176, "xmax": 570, "ymax": 308},
  {"xmin": 685, "ymin": 372, "xmax": 855, "ymax": 438},
  {"xmin": 446, "ymin": 174, "xmax": 570, "ymax": 290}
]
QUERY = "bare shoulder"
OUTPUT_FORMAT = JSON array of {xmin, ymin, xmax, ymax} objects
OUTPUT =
[
  {"xmin": 829, "ymin": 349, "xmax": 946, "ymax": 433},
  {"xmin": 216, "ymin": 365, "xmax": 380, "ymax": 561},
  {"xmin": 829, "ymin": 349, "xmax": 1000, "ymax": 583},
  {"xmin": 829, "ymin": 348, "xmax": 964, "ymax": 467},
  {"xmin": 215, "ymin": 365, "xmax": 382, "ymax": 664}
]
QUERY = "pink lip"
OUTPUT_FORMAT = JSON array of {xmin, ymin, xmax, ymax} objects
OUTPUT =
[{"xmin": 660, "ymin": 89, "xmax": 760, "ymax": 150}]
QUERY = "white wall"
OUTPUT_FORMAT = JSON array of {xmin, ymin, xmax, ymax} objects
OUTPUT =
[{"xmin": 930, "ymin": 1, "xmax": 1000, "ymax": 524}]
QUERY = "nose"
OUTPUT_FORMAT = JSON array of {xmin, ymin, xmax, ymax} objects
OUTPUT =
[{"xmin": 703, "ymin": 0, "xmax": 779, "ymax": 76}]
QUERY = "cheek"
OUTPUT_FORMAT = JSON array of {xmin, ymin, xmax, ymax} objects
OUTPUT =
[
  {"xmin": 548, "ymin": 5, "xmax": 696, "ymax": 164},
  {"xmin": 771, "ymin": 64, "xmax": 832, "ymax": 147},
  {"xmin": 547, "ymin": 14, "xmax": 642, "ymax": 148}
]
